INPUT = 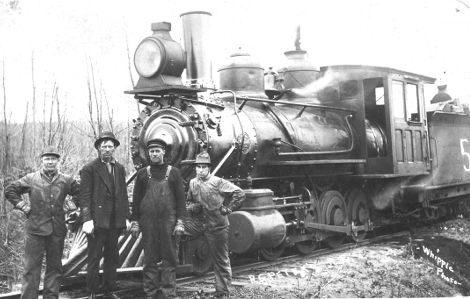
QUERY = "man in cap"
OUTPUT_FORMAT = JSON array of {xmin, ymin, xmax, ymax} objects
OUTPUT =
[
  {"xmin": 79, "ymin": 131, "xmax": 130, "ymax": 299},
  {"xmin": 4, "ymin": 146, "xmax": 80, "ymax": 299},
  {"xmin": 185, "ymin": 152, "xmax": 245, "ymax": 299},
  {"xmin": 129, "ymin": 137, "xmax": 186, "ymax": 299}
]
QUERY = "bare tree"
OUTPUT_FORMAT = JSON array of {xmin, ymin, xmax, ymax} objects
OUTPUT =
[
  {"xmin": 125, "ymin": 31, "xmax": 140, "ymax": 115},
  {"xmin": 19, "ymin": 101, "xmax": 29, "ymax": 167},
  {"xmin": 2, "ymin": 60, "xmax": 11, "ymax": 176},
  {"xmin": 86, "ymin": 57, "xmax": 103, "ymax": 139},
  {"xmin": 31, "ymin": 52, "xmax": 37, "ymax": 158}
]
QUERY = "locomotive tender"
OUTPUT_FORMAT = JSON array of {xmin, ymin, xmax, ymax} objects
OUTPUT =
[{"xmin": 64, "ymin": 11, "xmax": 470, "ymax": 275}]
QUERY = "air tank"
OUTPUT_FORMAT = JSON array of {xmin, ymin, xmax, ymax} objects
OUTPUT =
[{"xmin": 228, "ymin": 189, "xmax": 286, "ymax": 254}]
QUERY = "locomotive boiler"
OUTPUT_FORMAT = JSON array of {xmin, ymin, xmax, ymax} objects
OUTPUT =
[{"xmin": 63, "ymin": 10, "xmax": 470, "ymax": 276}]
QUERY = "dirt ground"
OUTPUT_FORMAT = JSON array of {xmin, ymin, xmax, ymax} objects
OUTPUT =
[{"xmin": 179, "ymin": 217, "xmax": 470, "ymax": 298}]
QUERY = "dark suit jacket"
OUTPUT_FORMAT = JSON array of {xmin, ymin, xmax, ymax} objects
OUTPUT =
[{"xmin": 79, "ymin": 158, "xmax": 130, "ymax": 229}]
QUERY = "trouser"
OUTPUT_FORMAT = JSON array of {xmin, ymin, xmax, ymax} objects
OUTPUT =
[
  {"xmin": 184, "ymin": 220, "xmax": 231, "ymax": 295},
  {"xmin": 141, "ymin": 215, "xmax": 178, "ymax": 298},
  {"xmin": 21, "ymin": 232, "xmax": 65, "ymax": 299},
  {"xmin": 86, "ymin": 228, "xmax": 120, "ymax": 293}
]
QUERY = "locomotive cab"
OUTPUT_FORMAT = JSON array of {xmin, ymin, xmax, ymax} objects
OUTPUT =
[{"xmin": 321, "ymin": 65, "xmax": 433, "ymax": 177}]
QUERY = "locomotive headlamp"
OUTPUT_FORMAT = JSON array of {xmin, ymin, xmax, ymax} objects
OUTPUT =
[
  {"xmin": 131, "ymin": 22, "xmax": 186, "ymax": 92},
  {"xmin": 134, "ymin": 38, "xmax": 164, "ymax": 78}
]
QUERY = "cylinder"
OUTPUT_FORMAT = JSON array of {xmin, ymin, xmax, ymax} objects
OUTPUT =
[
  {"xmin": 228, "ymin": 189, "xmax": 286, "ymax": 254},
  {"xmin": 180, "ymin": 11, "xmax": 214, "ymax": 88}
]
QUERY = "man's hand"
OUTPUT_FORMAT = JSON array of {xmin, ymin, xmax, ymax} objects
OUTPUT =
[
  {"xmin": 16, "ymin": 201, "xmax": 31, "ymax": 217},
  {"xmin": 219, "ymin": 206, "xmax": 232, "ymax": 216},
  {"xmin": 82, "ymin": 220, "xmax": 94, "ymax": 235},
  {"xmin": 172, "ymin": 219, "xmax": 185, "ymax": 236},
  {"xmin": 130, "ymin": 221, "xmax": 140, "ymax": 238}
]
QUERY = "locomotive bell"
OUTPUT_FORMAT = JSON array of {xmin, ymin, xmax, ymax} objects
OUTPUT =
[
  {"xmin": 133, "ymin": 22, "xmax": 186, "ymax": 90},
  {"xmin": 218, "ymin": 50, "xmax": 267, "ymax": 98},
  {"xmin": 278, "ymin": 26, "xmax": 319, "ymax": 94},
  {"xmin": 278, "ymin": 49, "xmax": 319, "ymax": 92}
]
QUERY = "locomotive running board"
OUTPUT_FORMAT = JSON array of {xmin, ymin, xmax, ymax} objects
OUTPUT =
[{"xmin": 264, "ymin": 159, "xmax": 366, "ymax": 166}]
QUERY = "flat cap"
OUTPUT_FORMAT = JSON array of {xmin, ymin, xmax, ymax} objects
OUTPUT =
[
  {"xmin": 41, "ymin": 145, "xmax": 60, "ymax": 158},
  {"xmin": 147, "ymin": 138, "xmax": 167, "ymax": 149}
]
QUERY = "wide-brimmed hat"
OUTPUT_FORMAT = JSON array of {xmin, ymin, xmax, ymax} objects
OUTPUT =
[
  {"xmin": 194, "ymin": 152, "xmax": 211, "ymax": 165},
  {"xmin": 94, "ymin": 131, "xmax": 120, "ymax": 149},
  {"xmin": 40, "ymin": 145, "xmax": 60, "ymax": 158},
  {"xmin": 147, "ymin": 138, "xmax": 167, "ymax": 149}
]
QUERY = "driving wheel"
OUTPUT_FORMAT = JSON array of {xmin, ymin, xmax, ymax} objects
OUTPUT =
[{"xmin": 346, "ymin": 188, "xmax": 370, "ymax": 242}]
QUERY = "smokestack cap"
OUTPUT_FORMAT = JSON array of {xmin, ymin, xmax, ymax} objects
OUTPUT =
[
  {"xmin": 180, "ymin": 11, "xmax": 212, "ymax": 17},
  {"xmin": 151, "ymin": 22, "xmax": 171, "ymax": 32}
]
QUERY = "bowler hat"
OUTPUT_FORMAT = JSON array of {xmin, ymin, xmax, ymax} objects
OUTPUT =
[
  {"xmin": 194, "ymin": 152, "xmax": 211, "ymax": 165},
  {"xmin": 94, "ymin": 131, "xmax": 120, "ymax": 149},
  {"xmin": 147, "ymin": 138, "xmax": 167, "ymax": 149},
  {"xmin": 40, "ymin": 145, "xmax": 60, "ymax": 158}
]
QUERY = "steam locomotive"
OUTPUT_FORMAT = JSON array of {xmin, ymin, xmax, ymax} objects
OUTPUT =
[{"xmin": 64, "ymin": 11, "xmax": 470, "ymax": 276}]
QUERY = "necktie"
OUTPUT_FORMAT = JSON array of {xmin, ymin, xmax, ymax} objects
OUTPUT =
[{"xmin": 106, "ymin": 162, "xmax": 113, "ymax": 176}]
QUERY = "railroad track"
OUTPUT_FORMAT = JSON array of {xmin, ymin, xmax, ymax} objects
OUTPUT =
[{"xmin": 0, "ymin": 230, "xmax": 411, "ymax": 299}]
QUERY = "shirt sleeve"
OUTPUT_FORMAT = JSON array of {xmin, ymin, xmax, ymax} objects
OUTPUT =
[
  {"xmin": 131, "ymin": 170, "xmax": 147, "ymax": 221},
  {"xmin": 217, "ymin": 178, "xmax": 245, "ymax": 211},
  {"xmin": 4, "ymin": 174, "xmax": 32, "ymax": 209},
  {"xmin": 171, "ymin": 167, "xmax": 188, "ymax": 219}
]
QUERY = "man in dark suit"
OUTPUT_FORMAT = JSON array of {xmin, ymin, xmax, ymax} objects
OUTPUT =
[{"xmin": 79, "ymin": 131, "xmax": 130, "ymax": 299}]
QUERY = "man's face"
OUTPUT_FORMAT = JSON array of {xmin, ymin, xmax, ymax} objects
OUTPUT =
[
  {"xmin": 196, "ymin": 164, "xmax": 210, "ymax": 179},
  {"xmin": 99, "ymin": 140, "xmax": 115, "ymax": 161},
  {"xmin": 149, "ymin": 147, "xmax": 165, "ymax": 164},
  {"xmin": 42, "ymin": 155, "xmax": 59, "ymax": 172}
]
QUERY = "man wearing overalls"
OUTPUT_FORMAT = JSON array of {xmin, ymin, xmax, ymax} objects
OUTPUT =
[
  {"xmin": 185, "ymin": 152, "xmax": 245, "ymax": 298},
  {"xmin": 129, "ymin": 138, "xmax": 186, "ymax": 299}
]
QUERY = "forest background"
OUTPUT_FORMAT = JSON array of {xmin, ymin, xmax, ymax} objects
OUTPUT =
[{"xmin": 0, "ymin": 1, "xmax": 138, "ymax": 291}]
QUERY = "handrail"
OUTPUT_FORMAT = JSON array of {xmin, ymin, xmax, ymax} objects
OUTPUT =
[{"xmin": 211, "ymin": 143, "xmax": 237, "ymax": 176}]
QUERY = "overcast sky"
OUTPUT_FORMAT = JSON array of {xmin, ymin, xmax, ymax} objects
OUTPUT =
[{"xmin": 1, "ymin": 0, "xmax": 470, "ymax": 122}]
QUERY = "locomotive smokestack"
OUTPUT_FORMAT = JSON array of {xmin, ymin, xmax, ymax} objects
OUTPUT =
[{"xmin": 180, "ymin": 11, "xmax": 214, "ymax": 89}]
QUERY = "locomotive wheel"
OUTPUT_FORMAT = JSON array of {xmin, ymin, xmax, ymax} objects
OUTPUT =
[
  {"xmin": 295, "ymin": 240, "xmax": 319, "ymax": 255},
  {"xmin": 321, "ymin": 190, "xmax": 347, "ymax": 248},
  {"xmin": 259, "ymin": 243, "xmax": 285, "ymax": 261},
  {"xmin": 346, "ymin": 188, "xmax": 370, "ymax": 242},
  {"xmin": 191, "ymin": 237, "xmax": 213, "ymax": 275}
]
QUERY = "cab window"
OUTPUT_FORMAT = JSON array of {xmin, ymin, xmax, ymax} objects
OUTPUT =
[
  {"xmin": 406, "ymin": 83, "xmax": 420, "ymax": 121},
  {"xmin": 392, "ymin": 80, "xmax": 405, "ymax": 120}
]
